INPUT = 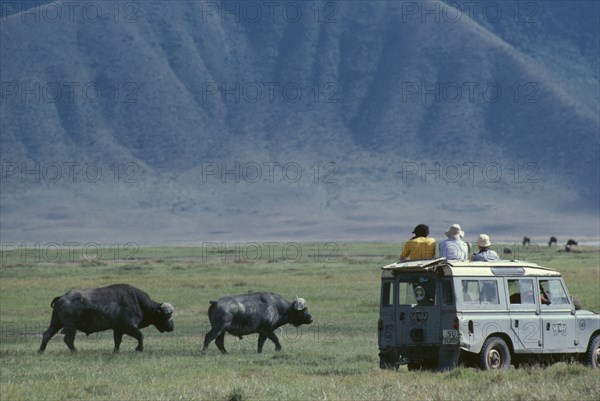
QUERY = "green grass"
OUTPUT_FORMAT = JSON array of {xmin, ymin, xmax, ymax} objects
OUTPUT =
[{"xmin": 1, "ymin": 243, "xmax": 599, "ymax": 400}]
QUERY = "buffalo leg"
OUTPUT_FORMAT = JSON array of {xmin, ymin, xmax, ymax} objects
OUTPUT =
[
  {"xmin": 113, "ymin": 330, "xmax": 123, "ymax": 352},
  {"xmin": 202, "ymin": 327, "xmax": 224, "ymax": 354},
  {"xmin": 215, "ymin": 333, "xmax": 227, "ymax": 354},
  {"xmin": 257, "ymin": 333, "xmax": 268, "ymax": 353},
  {"xmin": 38, "ymin": 319, "xmax": 63, "ymax": 353},
  {"xmin": 62, "ymin": 326, "xmax": 77, "ymax": 352},
  {"xmin": 124, "ymin": 327, "xmax": 144, "ymax": 351},
  {"xmin": 267, "ymin": 332, "xmax": 282, "ymax": 352}
]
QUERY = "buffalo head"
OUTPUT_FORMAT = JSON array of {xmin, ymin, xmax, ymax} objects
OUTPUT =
[
  {"xmin": 155, "ymin": 303, "xmax": 175, "ymax": 332},
  {"xmin": 290, "ymin": 297, "xmax": 313, "ymax": 327}
]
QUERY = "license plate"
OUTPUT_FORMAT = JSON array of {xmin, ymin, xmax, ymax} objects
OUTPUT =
[{"xmin": 442, "ymin": 329, "xmax": 459, "ymax": 344}]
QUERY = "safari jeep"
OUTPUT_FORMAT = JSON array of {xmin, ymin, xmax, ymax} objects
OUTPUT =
[{"xmin": 377, "ymin": 258, "xmax": 600, "ymax": 370}]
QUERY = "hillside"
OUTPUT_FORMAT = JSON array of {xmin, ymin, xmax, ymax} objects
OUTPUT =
[{"xmin": 1, "ymin": 0, "xmax": 598, "ymax": 243}]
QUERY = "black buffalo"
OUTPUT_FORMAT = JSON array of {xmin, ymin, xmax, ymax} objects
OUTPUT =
[
  {"xmin": 38, "ymin": 284, "xmax": 174, "ymax": 352},
  {"xmin": 202, "ymin": 292, "xmax": 313, "ymax": 354},
  {"xmin": 548, "ymin": 236, "xmax": 557, "ymax": 247}
]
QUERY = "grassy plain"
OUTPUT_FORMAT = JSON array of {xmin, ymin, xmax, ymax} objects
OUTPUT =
[{"xmin": 1, "ymin": 243, "xmax": 599, "ymax": 401}]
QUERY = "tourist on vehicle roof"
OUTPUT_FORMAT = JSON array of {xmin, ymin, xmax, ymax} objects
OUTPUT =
[
  {"xmin": 472, "ymin": 234, "xmax": 500, "ymax": 262},
  {"xmin": 439, "ymin": 223, "xmax": 469, "ymax": 261},
  {"xmin": 399, "ymin": 224, "xmax": 436, "ymax": 261}
]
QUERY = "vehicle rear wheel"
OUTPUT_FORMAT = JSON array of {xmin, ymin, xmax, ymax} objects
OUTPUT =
[
  {"xmin": 479, "ymin": 337, "xmax": 511, "ymax": 370},
  {"xmin": 588, "ymin": 334, "xmax": 600, "ymax": 368},
  {"xmin": 407, "ymin": 362, "xmax": 421, "ymax": 371},
  {"xmin": 407, "ymin": 359, "xmax": 438, "ymax": 371},
  {"xmin": 379, "ymin": 350, "xmax": 398, "ymax": 370},
  {"xmin": 380, "ymin": 358, "xmax": 398, "ymax": 370}
]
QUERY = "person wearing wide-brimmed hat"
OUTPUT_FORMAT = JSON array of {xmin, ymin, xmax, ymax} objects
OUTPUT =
[
  {"xmin": 472, "ymin": 234, "xmax": 499, "ymax": 262},
  {"xmin": 439, "ymin": 223, "xmax": 469, "ymax": 261},
  {"xmin": 399, "ymin": 224, "xmax": 436, "ymax": 262}
]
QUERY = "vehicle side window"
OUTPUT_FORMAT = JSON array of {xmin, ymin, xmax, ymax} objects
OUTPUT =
[
  {"xmin": 480, "ymin": 280, "xmax": 499, "ymax": 304},
  {"xmin": 461, "ymin": 280, "xmax": 499, "ymax": 304},
  {"xmin": 508, "ymin": 279, "xmax": 535, "ymax": 304},
  {"xmin": 462, "ymin": 280, "xmax": 479, "ymax": 303},
  {"xmin": 382, "ymin": 281, "xmax": 394, "ymax": 307},
  {"xmin": 540, "ymin": 279, "xmax": 569, "ymax": 306}
]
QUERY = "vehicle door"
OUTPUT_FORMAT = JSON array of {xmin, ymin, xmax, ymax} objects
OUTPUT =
[
  {"xmin": 459, "ymin": 278, "xmax": 504, "ymax": 350},
  {"xmin": 379, "ymin": 279, "xmax": 396, "ymax": 349},
  {"xmin": 395, "ymin": 273, "xmax": 440, "ymax": 347},
  {"xmin": 506, "ymin": 278, "xmax": 542, "ymax": 351},
  {"xmin": 538, "ymin": 278, "xmax": 577, "ymax": 353}
]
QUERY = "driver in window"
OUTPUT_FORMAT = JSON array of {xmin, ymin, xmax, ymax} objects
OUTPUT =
[{"xmin": 539, "ymin": 282, "xmax": 551, "ymax": 305}]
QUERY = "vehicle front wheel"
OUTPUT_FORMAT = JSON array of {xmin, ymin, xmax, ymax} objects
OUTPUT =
[
  {"xmin": 588, "ymin": 334, "xmax": 600, "ymax": 368},
  {"xmin": 479, "ymin": 337, "xmax": 511, "ymax": 370}
]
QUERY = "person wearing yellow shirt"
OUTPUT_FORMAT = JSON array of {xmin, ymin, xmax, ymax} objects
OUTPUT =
[{"xmin": 400, "ymin": 224, "xmax": 436, "ymax": 261}]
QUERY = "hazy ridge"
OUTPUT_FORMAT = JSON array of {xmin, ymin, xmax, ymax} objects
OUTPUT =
[{"xmin": 1, "ymin": 0, "xmax": 598, "ymax": 242}]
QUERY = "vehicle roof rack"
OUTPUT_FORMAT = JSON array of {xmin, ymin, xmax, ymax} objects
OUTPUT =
[{"xmin": 382, "ymin": 258, "xmax": 557, "ymax": 272}]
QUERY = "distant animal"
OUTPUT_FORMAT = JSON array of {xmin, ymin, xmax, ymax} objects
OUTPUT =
[
  {"xmin": 202, "ymin": 292, "xmax": 313, "ymax": 354},
  {"xmin": 565, "ymin": 239, "xmax": 578, "ymax": 252},
  {"xmin": 503, "ymin": 248, "xmax": 512, "ymax": 255},
  {"xmin": 38, "ymin": 284, "xmax": 174, "ymax": 353},
  {"xmin": 522, "ymin": 236, "xmax": 530, "ymax": 246},
  {"xmin": 548, "ymin": 236, "xmax": 557, "ymax": 247}
]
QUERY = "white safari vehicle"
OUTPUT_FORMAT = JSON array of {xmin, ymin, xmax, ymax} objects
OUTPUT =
[{"xmin": 377, "ymin": 258, "xmax": 600, "ymax": 370}]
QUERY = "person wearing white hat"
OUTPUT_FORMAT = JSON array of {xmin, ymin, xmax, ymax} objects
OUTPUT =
[
  {"xmin": 472, "ymin": 234, "xmax": 499, "ymax": 262},
  {"xmin": 439, "ymin": 223, "xmax": 469, "ymax": 261}
]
